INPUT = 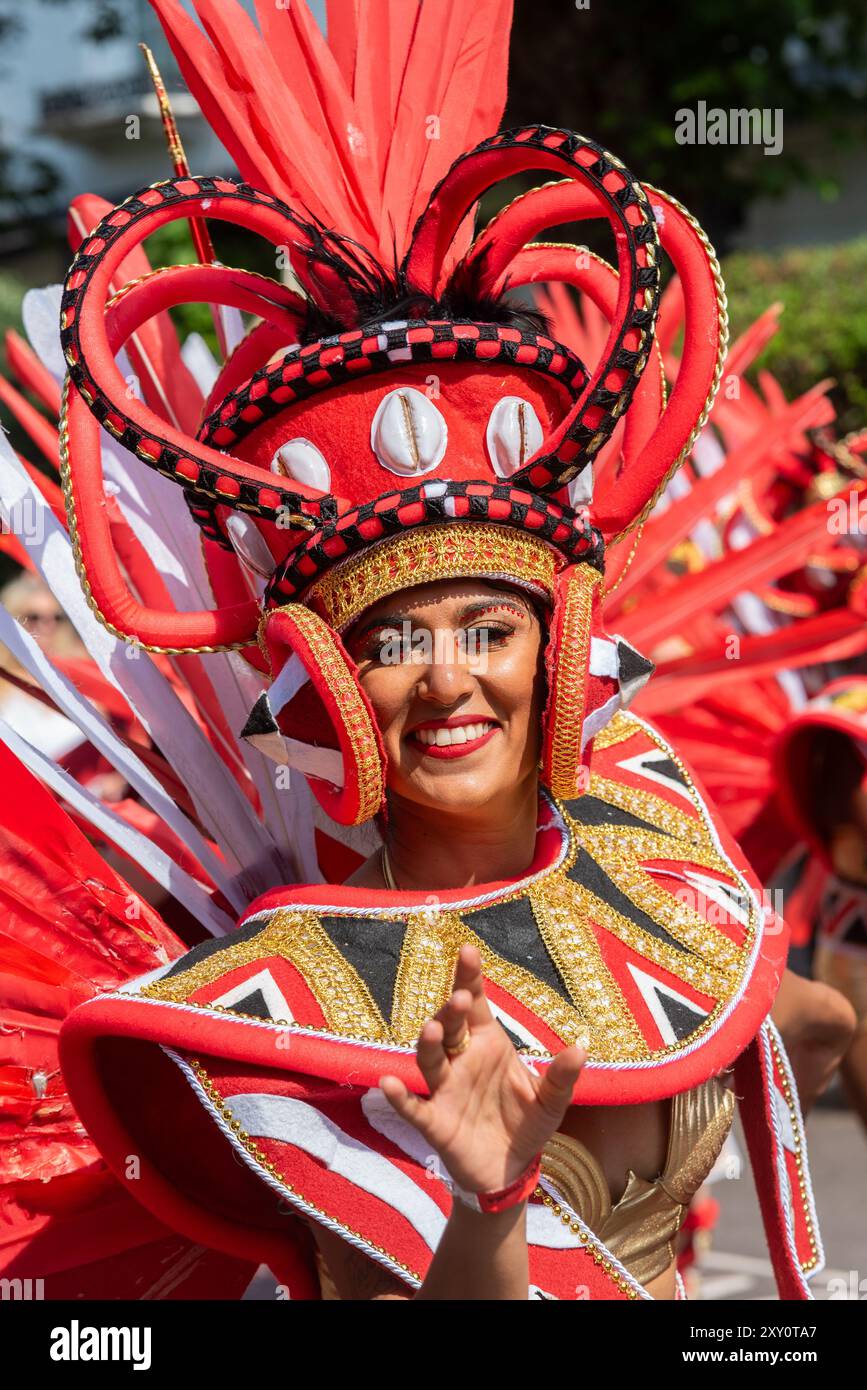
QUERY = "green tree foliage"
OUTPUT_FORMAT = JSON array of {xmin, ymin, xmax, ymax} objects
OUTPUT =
[
  {"xmin": 723, "ymin": 237, "xmax": 867, "ymax": 434},
  {"xmin": 507, "ymin": 0, "xmax": 867, "ymax": 250}
]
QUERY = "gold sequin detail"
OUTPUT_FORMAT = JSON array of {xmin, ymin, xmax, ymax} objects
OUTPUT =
[
  {"xmin": 390, "ymin": 909, "xmax": 590, "ymax": 1048},
  {"xmin": 138, "ymin": 739, "xmax": 758, "ymax": 1065},
  {"xmin": 140, "ymin": 909, "xmax": 389, "ymax": 1040},
  {"xmin": 590, "ymin": 711, "xmax": 641, "ymax": 752},
  {"xmin": 390, "ymin": 911, "xmax": 471, "ymax": 1044},
  {"xmin": 529, "ymin": 874, "xmax": 647, "ymax": 1059},
  {"xmin": 258, "ymin": 603, "xmax": 384, "ymax": 824},
  {"xmin": 304, "ymin": 522, "xmax": 561, "ymax": 632},
  {"xmin": 545, "ymin": 563, "xmax": 599, "ymax": 797}
]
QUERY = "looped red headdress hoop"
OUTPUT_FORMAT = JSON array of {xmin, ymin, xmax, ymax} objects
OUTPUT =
[{"xmin": 59, "ymin": 110, "xmax": 723, "ymax": 818}]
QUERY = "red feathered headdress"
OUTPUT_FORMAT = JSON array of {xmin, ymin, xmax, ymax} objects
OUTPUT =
[{"xmin": 59, "ymin": 0, "xmax": 726, "ymax": 824}]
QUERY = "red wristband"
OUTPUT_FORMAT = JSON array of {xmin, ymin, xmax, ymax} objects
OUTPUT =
[{"xmin": 451, "ymin": 1153, "xmax": 543, "ymax": 1215}]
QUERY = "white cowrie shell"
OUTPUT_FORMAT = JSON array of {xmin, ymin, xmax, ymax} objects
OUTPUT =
[
  {"xmin": 271, "ymin": 437, "xmax": 332, "ymax": 492},
  {"xmin": 568, "ymin": 465, "xmax": 594, "ymax": 507},
  {"xmin": 370, "ymin": 386, "xmax": 447, "ymax": 476},
  {"xmin": 485, "ymin": 396, "xmax": 544, "ymax": 478},
  {"xmin": 225, "ymin": 513, "xmax": 277, "ymax": 579}
]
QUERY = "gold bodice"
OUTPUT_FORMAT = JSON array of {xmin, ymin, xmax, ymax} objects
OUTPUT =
[{"xmin": 541, "ymin": 1078, "xmax": 735, "ymax": 1287}]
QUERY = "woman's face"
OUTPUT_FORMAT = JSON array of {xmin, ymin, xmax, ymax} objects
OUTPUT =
[{"xmin": 346, "ymin": 578, "xmax": 546, "ymax": 817}]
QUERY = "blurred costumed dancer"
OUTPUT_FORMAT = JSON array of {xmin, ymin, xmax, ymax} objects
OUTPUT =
[
  {"xmin": 774, "ymin": 680, "xmax": 867, "ymax": 1134},
  {"xmin": 0, "ymin": 0, "xmax": 854, "ymax": 1300}
]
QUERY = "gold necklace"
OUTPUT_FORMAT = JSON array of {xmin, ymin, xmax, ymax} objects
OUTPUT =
[{"xmin": 380, "ymin": 842, "xmax": 398, "ymax": 891}]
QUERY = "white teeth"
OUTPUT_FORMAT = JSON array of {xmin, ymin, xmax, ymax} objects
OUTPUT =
[{"xmin": 415, "ymin": 722, "xmax": 494, "ymax": 746}]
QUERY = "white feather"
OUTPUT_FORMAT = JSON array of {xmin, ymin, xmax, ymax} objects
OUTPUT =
[
  {"xmin": 0, "ymin": 436, "xmax": 285, "ymax": 910},
  {"xmin": 0, "ymin": 717, "xmax": 234, "ymax": 937}
]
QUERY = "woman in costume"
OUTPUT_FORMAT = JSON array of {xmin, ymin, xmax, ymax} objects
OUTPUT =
[
  {"xmin": 774, "ymin": 679, "xmax": 867, "ymax": 1137},
  {"xmin": 0, "ymin": 0, "xmax": 850, "ymax": 1300}
]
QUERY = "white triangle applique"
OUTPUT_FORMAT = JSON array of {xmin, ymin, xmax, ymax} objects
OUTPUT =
[
  {"xmin": 626, "ymin": 962, "xmax": 709, "ymax": 1046},
  {"xmin": 212, "ymin": 967, "xmax": 294, "ymax": 1022},
  {"xmin": 616, "ymin": 748, "xmax": 693, "ymax": 803}
]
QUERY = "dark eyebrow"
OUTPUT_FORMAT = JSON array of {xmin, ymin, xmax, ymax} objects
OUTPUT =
[
  {"xmin": 459, "ymin": 596, "xmax": 532, "ymax": 621},
  {"xmin": 349, "ymin": 613, "xmax": 413, "ymax": 641}
]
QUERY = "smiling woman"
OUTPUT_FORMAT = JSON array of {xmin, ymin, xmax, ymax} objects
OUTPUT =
[
  {"xmin": 344, "ymin": 579, "xmax": 545, "ymax": 857},
  {"xmin": 47, "ymin": 0, "xmax": 833, "ymax": 1308}
]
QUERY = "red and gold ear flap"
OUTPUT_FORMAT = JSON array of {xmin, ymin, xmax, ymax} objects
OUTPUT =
[
  {"xmin": 59, "ymin": 178, "xmax": 358, "ymax": 651},
  {"xmin": 405, "ymin": 128, "xmax": 662, "ymax": 496},
  {"xmin": 456, "ymin": 178, "xmax": 726, "ymax": 542},
  {"xmin": 541, "ymin": 562, "xmax": 654, "ymax": 797},
  {"xmin": 246, "ymin": 605, "xmax": 386, "ymax": 826}
]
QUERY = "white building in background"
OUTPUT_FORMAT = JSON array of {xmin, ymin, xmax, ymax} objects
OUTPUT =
[{"xmin": 0, "ymin": 0, "xmax": 326, "ymax": 243}]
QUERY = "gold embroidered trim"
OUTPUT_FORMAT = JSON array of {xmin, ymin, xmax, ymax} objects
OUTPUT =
[
  {"xmin": 546, "ymin": 563, "xmax": 600, "ymax": 797},
  {"xmin": 304, "ymin": 522, "xmax": 561, "ymax": 632},
  {"xmin": 589, "ymin": 711, "xmax": 640, "ymax": 752},
  {"xmin": 390, "ymin": 912, "xmax": 470, "ymax": 1045},
  {"xmin": 259, "ymin": 604, "xmax": 384, "ymax": 824},
  {"xmin": 588, "ymin": 772, "xmax": 715, "ymax": 851},
  {"xmin": 390, "ymin": 908, "xmax": 591, "ymax": 1048},
  {"xmin": 529, "ymin": 875, "xmax": 647, "ymax": 1060},
  {"xmin": 139, "ymin": 748, "xmax": 758, "ymax": 1065},
  {"xmin": 141, "ymin": 909, "xmax": 389, "ymax": 1040},
  {"xmin": 767, "ymin": 1029, "xmax": 819, "ymax": 1272}
]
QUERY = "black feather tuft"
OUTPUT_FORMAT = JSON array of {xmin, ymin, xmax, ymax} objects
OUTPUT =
[{"xmin": 290, "ymin": 212, "xmax": 555, "ymax": 345}]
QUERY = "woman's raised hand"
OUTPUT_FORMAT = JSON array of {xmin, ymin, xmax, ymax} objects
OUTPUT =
[{"xmin": 379, "ymin": 943, "xmax": 585, "ymax": 1195}]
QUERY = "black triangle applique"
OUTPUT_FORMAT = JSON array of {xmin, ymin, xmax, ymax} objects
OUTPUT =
[
  {"xmin": 566, "ymin": 846, "xmax": 692, "ymax": 955},
  {"xmin": 841, "ymin": 911, "xmax": 867, "ymax": 949},
  {"xmin": 653, "ymin": 986, "xmax": 707, "ymax": 1041},
  {"xmin": 496, "ymin": 1017, "xmax": 525, "ymax": 1050},
  {"xmin": 562, "ymin": 792, "xmax": 670, "ymax": 836},
  {"xmin": 641, "ymin": 754, "xmax": 688, "ymax": 788},
  {"xmin": 240, "ymin": 691, "xmax": 278, "ymax": 740},
  {"xmin": 162, "ymin": 915, "xmax": 270, "ymax": 980},
  {"xmin": 462, "ymin": 895, "xmax": 573, "ymax": 1004},
  {"xmin": 221, "ymin": 987, "xmax": 273, "ymax": 1021},
  {"xmin": 318, "ymin": 915, "xmax": 408, "ymax": 1023}
]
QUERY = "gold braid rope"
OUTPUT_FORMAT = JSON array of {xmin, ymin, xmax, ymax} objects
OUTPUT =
[
  {"xmin": 614, "ymin": 184, "xmax": 729, "ymax": 542},
  {"xmin": 59, "ymin": 373, "xmax": 254, "ymax": 654},
  {"xmin": 460, "ymin": 177, "xmax": 729, "ymax": 546}
]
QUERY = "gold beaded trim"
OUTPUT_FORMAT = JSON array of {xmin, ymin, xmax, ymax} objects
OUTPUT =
[
  {"xmin": 186, "ymin": 1056, "xmax": 421, "ymax": 1286},
  {"xmin": 613, "ymin": 184, "xmax": 729, "ymax": 543},
  {"xmin": 545, "ymin": 563, "xmax": 600, "ymax": 797},
  {"xmin": 139, "ymin": 749, "xmax": 757, "ymax": 1065},
  {"xmin": 258, "ymin": 603, "xmax": 384, "ymax": 823},
  {"xmin": 533, "ymin": 1183, "xmax": 641, "ymax": 1298},
  {"xmin": 767, "ymin": 1027, "xmax": 819, "ymax": 1273},
  {"xmin": 589, "ymin": 710, "xmax": 639, "ymax": 752},
  {"xmin": 189, "ymin": 1053, "xmax": 636, "ymax": 1297},
  {"xmin": 304, "ymin": 522, "xmax": 561, "ymax": 632}
]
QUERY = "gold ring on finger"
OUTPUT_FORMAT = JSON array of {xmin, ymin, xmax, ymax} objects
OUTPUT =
[{"xmin": 443, "ymin": 1029, "xmax": 472, "ymax": 1058}]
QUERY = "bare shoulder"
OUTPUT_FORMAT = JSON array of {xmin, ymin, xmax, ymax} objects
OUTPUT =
[{"xmin": 309, "ymin": 1220, "xmax": 413, "ymax": 1301}]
